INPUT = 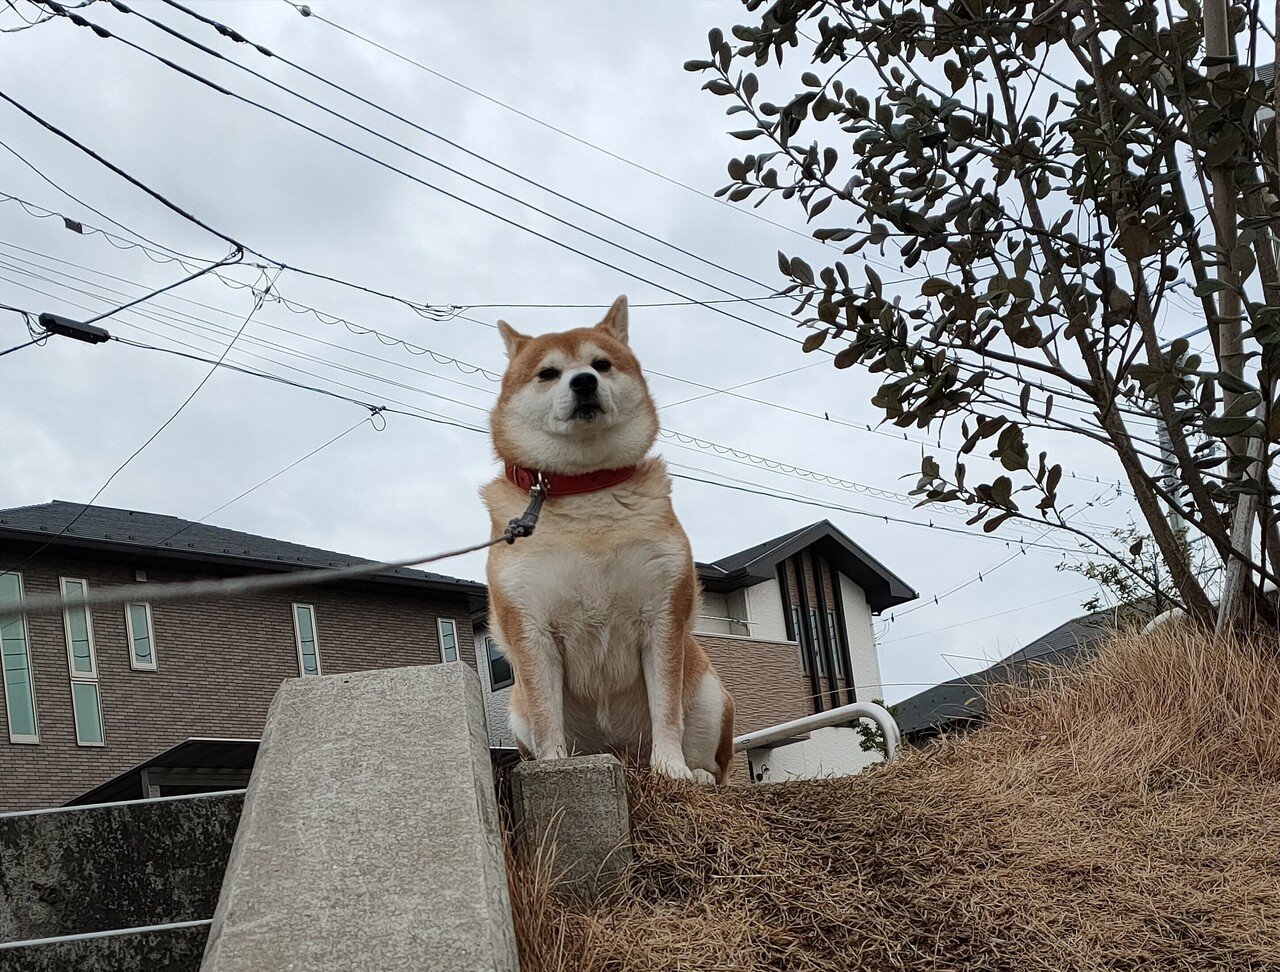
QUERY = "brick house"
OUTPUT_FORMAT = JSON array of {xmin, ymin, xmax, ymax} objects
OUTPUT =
[
  {"xmin": 1, "ymin": 504, "xmax": 916, "ymax": 810},
  {"xmin": 475, "ymin": 520, "xmax": 918, "ymax": 781},
  {"xmin": 0, "ymin": 501, "xmax": 485, "ymax": 812}
]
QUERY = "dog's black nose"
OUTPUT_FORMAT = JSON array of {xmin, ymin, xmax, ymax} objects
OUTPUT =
[{"xmin": 570, "ymin": 372, "xmax": 598, "ymax": 395}]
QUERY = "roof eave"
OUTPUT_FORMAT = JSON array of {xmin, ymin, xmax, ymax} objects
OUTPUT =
[{"xmin": 0, "ymin": 527, "xmax": 485, "ymax": 600}]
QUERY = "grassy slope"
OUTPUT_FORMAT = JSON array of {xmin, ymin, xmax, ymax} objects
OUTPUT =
[{"xmin": 509, "ymin": 628, "xmax": 1280, "ymax": 971}]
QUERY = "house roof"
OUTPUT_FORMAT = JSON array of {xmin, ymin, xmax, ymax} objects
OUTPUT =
[
  {"xmin": 0, "ymin": 500, "xmax": 485, "ymax": 600},
  {"xmin": 894, "ymin": 608, "xmax": 1116, "ymax": 738},
  {"xmin": 696, "ymin": 519, "xmax": 917, "ymax": 613}
]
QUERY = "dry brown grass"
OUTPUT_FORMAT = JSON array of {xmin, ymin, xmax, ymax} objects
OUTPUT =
[{"xmin": 507, "ymin": 627, "xmax": 1280, "ymax": 971}]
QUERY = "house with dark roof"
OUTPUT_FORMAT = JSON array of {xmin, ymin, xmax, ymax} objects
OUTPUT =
[
  {"xmin": 0, "ymin": 500, "xmax": 485, "ymax": 811},
  {"xmin": 894, "ymin": 609, "xmax": 1119, "ymax": 743},
  {"xmin": 477, "ymin": 519, "xmax": 918, "ymax": 782},
  {"xmin": 0, "ymin": 503, "xmax": 918, "ymax": 808}
]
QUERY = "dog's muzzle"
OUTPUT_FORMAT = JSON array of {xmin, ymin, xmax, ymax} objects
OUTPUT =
[{"xmin": 569, "ymin": 371, "xmax": 603, "ymax": 420}]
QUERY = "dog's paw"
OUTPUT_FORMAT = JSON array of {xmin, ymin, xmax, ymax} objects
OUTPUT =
[
  {"xmin": 538, "ymin": 744, "xmax": 569, "ymax": 761},
  {"xmin": 651, "ymin": 751, "xmax": 694, "ymax": 781},
  {"xmin": 690, "ymin": 768, "xmax": 717, "ymax": 785}
]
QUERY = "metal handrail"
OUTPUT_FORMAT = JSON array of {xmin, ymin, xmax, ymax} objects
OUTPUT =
[{"xmin": 732, "ymin": 701, "xmax": 902, "ymax": 760}]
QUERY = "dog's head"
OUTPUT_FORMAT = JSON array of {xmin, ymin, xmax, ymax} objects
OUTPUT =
[{"xmin": 491, "ymin": 296, "xmax": 658, "ymax": 474}]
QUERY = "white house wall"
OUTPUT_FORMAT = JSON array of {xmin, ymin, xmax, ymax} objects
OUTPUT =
[
  {"xmin": 695, "ymin": 591, "xmax": 734, "ymax": 635},
  {"xmin": 743, "ymin": 577, "xmax": 788, "ymax": 641},
  {"xmin": 839, "ymin": 574, "xmax": 884, "ymax": 702},
  {"xmin": 747, "ymin": 726, "xmax": 883, "ymax": 782}
]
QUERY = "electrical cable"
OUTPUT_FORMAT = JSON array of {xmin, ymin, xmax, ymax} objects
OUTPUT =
[{"xmin": 0, "ymin": 267, "xmax": 280, "ymax": 578}]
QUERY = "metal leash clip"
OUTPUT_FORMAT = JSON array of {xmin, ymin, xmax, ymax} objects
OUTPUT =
[{"xmin": 503, "ymin": 472, "xmax": 548, "ymax": 542}]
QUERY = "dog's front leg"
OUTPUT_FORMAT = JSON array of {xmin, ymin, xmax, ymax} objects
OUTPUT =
[
  {"xmin": 519, "ymin": 626, "xmax": 568, "ymax": 760},
  {"xmin": 643, "ymin": 621, "xmax": 693, "ymax": 780}
]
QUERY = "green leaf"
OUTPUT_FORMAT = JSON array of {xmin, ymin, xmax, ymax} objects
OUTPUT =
[
  {"xmin": 730, "ymin": 129, "xmax": 766, "ymax": 140},
  {"xmin": 1216, "ymin": 371, "xmax": 1256, "ymax": 395},
  {"xmin": 1193, "ymin": 277, "xmax": 1232, "ymax": 297},
  {"xmin": 801, "ymin": 71, "xmax": 822, "ymax": 88},
  {"xmin": 803, "ymin": 330, "xmax": 828, "ymax": 353}
]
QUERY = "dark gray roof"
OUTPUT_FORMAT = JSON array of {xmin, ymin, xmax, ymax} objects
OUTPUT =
[
  {"xmin": 0, "ymin": 500, "xmax": 484, "ymax": 597},
  {"xmin": 894, "ymin": 608, "xmax": 1116, "ymax": 738},
  {"xmin": 696, "ymin": 519, "xmax": 917, "ymax": 613}
]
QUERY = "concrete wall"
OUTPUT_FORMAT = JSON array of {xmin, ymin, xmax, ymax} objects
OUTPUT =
[
  {"xmin": 748, "ymin": 725, "xmax": 882, "ymax": 782},
  {"xmin": 0, "ymin": 549, "xmax": 477, "ymax": 812}
]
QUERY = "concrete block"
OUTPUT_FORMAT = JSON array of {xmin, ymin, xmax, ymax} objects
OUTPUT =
[
  {"xmin": 0, "ymin": 792, "xmax": 241, "ymax": 943},
  {"xmin": 510, "ymin": 755, "xmax": 632, "ymax": 901},
  {"xmin": 0, "ymin": 920, "xmax": 209, "ymax": 972},
  {"xmin": 201, "ymin": 665, "xmax": 517, "ymax": 972}
]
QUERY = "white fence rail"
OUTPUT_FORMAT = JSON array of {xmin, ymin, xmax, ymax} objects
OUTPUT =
[{"xmin": 732, "ymin": 701, "xmax": 902, "ymax": 761}]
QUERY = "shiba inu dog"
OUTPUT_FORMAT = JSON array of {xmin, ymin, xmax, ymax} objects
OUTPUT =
[{"xmin": 482, "ymin": 296, "xmax": 735, "ymax": 783}]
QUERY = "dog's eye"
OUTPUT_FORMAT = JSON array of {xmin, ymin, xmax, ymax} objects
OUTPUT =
[
  {"xmin": 536, "ymin": 367, "xmax": 560, "ymax": 382},
  {"xmin": 592, "ymin": 358, "xmax": 612, "ymax": 373}
]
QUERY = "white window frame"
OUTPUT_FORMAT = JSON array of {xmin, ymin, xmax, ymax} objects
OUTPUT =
[
  {"xmin": 125, "ymin": 602, "xmax": 158, "ymax": 671},
  {"xmin": 790, "ymin": 605, "xmax": 808, "ymax": 674},
  {"xmin": 60, "ymin": 577, "xmax": 104, "ymax": 747},
  {"xmin": 60, "ymin": 578, "xmax": 99, "ymax": 680},
  {"xmin": 437, "ymin": 618, "xmax": 459, "ymax": 664},
  {"xmin": 292, "ymin": 603, "xmax": 321, "ymax": 677},
  {"xmin": 0, "ymin": 572, "xmax": 39, "ymax": 744}
]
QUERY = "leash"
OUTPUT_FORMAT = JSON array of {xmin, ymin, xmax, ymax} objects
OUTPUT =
[
  {"xmin": 503, "ymin": 472, "xmax": 548, "ymax": 541},
  {"xmin": 0, "ymin": 479, "xmax": 551, "ymax": 621}
]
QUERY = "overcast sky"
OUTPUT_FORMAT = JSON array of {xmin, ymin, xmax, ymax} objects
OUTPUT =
[{"xmin": 0, "ymin": 0, "xmax": 1144, "ymax": 701}]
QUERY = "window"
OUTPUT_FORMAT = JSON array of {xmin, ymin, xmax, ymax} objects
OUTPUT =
[
  {"xmin": 292, "ymin": 604, "xmax": 321, "ymax": 676},
  {"xmin": 0, "ymin": 573, "xmax": 38, "ymax": 743},
  {"xmin": 125, "ymin": 602, "xmax": 157, "ymax": 671},
  {"xmin": 486, "ymin": 636, "xmax": 513, "ymax": 689},
  {"xmin": 810, "ymin": 608, "xmax": 826, "ymax": 677},
  {"xmin": 61, "ymin": 578, "xmax": 104, "ymax": 746},
  {"xmin": 438, "ymin": 618, "xmax": 459, "ymax": 663},
  {"xmin": 790, "ymin": 605, "xmax": 808, "ymax": 674},
  {"xmin": 826, "ymin": 610, "xmax": 841, "ymax": 679}
]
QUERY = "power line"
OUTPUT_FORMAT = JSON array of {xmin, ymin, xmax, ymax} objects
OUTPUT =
[
  {"xmin": 9, "ymin": 289, "xmax": 1103, "ymax": 557},
  {"xmin": 0, "ymin": 335, "xmax": 42, "ymax": 357},
  {"xmin": 278, "ymin": 0, "xmax": 845, "ymax": 257},
  {"xmin": 879, "ymin": 586, "xmax": 1098, "ymax": 644},
  {"xmin": 22, "ymin": 6, "xmax": 813, "ymax": 350},
  {"xmin": 0, "ymin": 253, "xmax": 1125, "ymax": 541},
  {"xmin": 0, "ymin": 266, "xmax": 281, "ymax": 578},
  {"xmin": 149, "ymin": 407, "xmax": 385, "ymax": 552},
  {"xmin": 151, "ymin": 0, "xmax": 812, "ymax": 310},
  {"xmin": 669, "ymin": 471, "xmax": 1080, "ymax": 554}
]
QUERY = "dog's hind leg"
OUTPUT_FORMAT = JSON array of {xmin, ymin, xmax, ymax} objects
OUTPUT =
[{"xmin": 682, "ymin": 657, "xmax": 734, "ymax": 784}]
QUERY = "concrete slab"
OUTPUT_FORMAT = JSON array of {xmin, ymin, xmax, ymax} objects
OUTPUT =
[
  {"xmin": 0, "ymin": 920, "xmax": 209, "ymax": 972},
  {"xmin": 510, "ymin": 755, "xmax": 632, "ymax": 901},
  {"xmin": 0, "ymin": 792, "xmax": 241, "ymax": 943},
  {"xmin": 200, "ymin": 665, "xmax": 517, "ymax": 972}
]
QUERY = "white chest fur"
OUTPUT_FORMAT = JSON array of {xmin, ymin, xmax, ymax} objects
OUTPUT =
[{"xmin": 484, "ymin": 461, "xmax": 696, "ymax": 731}]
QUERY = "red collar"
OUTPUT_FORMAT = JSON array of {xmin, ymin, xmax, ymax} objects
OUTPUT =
[{"xmin": 505, "ymin": 463, "xmax": 638, "ymax": 497}]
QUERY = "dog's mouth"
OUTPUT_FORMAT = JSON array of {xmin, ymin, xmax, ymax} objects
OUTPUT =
[{"xmin": 570, "ymin": 401, "xmax": 604, "ymax": 422}]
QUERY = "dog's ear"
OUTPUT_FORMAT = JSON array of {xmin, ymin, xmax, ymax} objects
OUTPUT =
[
  {"xmin": 596, "ymin": 295, "xmax": 629, "ymax": 345},
  {"xmin": 497, "ymin": 320, "xmax": 530, "ymax": 359}
]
